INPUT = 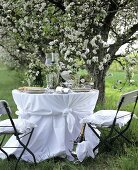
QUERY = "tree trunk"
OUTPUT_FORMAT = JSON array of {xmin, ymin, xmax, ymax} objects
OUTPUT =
[
  {"xmin": 94, "ymin": 71, "xmax": 106, "ymax": 104},
  {"xmin": 89, "ymin": 67, "xmax": 107, "ymax": 105}
]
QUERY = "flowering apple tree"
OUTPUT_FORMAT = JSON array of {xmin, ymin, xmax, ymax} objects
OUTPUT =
[
  {"xmin": 0, "ymin": 0, "xmax": 65, "ymax": 66},
  {"xmin": 49, "ymin": 0, "xmax": 138, "ymax": 102},
  {"xmin": 0, "ymin": 0, "xmax": 138, "ymax": 102}
]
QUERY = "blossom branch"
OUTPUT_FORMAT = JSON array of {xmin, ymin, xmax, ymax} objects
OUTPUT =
[{"xmin": 114, "ymin": 22, "xmax": 138, "ymax": 47}]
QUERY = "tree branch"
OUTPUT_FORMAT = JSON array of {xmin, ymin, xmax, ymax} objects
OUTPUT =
[
  {"xmin": 117, "ymin": 22, "xmax": 138, "ymax": 45},
  {"xmin": 101, "ymin": 0, "xmax": 120, "ymax": 41},
  {"xmin": 0, "ymin": 43, "xmax": 19, "ymax": 61},
  {"xmin": 108, "ymin": 21, "xmax": 138, "ymax": 58},
  {"xmin": 114, "ymin": 58, "xmax": 125, "ymax": 70},
  {"xmin": 48, "ymin": 0, "xmax": 65, "ymax": 12}
]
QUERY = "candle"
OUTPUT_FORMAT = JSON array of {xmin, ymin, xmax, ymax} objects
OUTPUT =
[
  {"xmin": 45, "ymin": 53, "xmax": 52, "ymax": 65},
  {"xmin": 52, "ymin": 53, "xmax": 54, "ymax": 62}
]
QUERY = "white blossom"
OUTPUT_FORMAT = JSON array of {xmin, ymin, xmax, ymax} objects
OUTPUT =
[
  {"xmin": 76, "ymin": 51, "xmax": 82, "ymax": 56},
  {"xmin": 99, "ymin": 63, "xmax": 104, "ymax": 70},
  {"xmin": 59, "ymin": 42, "xmax": 65, "ymax": 49},
  {"xmin": 105, "ymin": 54, "xmax": 111, "ymax": 60},
  {"xmin": 92, "ymin": 49, "xmax": 97, "ymax": 54},
  {"xmin": 85, "ymin": 48, "xmax": 90, "ymax": 54},
  {"xmin": 92, "ymin": 56, "xmax": 98, "ymax": 62},
  {"xmin": 49, "ymin": 41, "xmax": 55, "ymax": 46},
  {"xmin": 49, "ymin": 39, "xmax": 58, "ymax": 46},
  {"xmin": 81, "ymin": 53, "xmax": 87, "ymax": 59},
  {"xmin": 83, "ymin": 39, "xmax": 89, "ymax": 48},
  {"xmin": 26, "ymin": 23, "xmax": 30, "ymax": 27},
  {"xmin": 65, "ymin": 2, "xmax": 75, "ymax": 11},
  {"xmin": 96, "ymin": 35, "xmax": 101, "ymax": 40},
  {"xmin": 64, "ymin": 50, "xmax": 70, "ymax": 58},
  {"xmin": 68, "ymin": 58, "xmax": 74, "ymax": 62},
  {"xmin": 16, "ymin": 49, "xmax": 20, "ymax": 53},
  {"xmin": 13, "ymin": 29, "xmax": 17, "ymax": 33},
  {"xmin": 90, "ymin": 37, "xmax": 98, "ymax": 47},
  {"xmin": 36, "ymin": 71, "xmax": 40, "ymax": 76},
  {"xmin": 86, "ymin": 59, "xmax": 91, "ymax": 65},
  {"xmin": 39, "ymin": 2, "xmax": 46, "ymax": 12},
  {"xmin": 99, "ymin": 23, "xmax": 103, "ymax": 27},
  {"xmin": 24, "ymin": 16, "xmax": 28, "ymax": 21},
  {"xmin": 103, "ymin": 58, "xmax": 108, "ymax": 64}
]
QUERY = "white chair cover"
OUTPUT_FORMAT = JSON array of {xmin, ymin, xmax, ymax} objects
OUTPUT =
[
  {"xmin": 0, "ymin": 118, "xmax": 36, "ymax": 133},
  {"xmin": 81, "ymin": 110, "xmax": 135, "ymax": 128}
]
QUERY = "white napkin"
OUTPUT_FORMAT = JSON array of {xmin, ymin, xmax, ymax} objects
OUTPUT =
[
  {"xmin": 75, "ymin": 125, "xmax": 100, "ymax": 162},
  {"xmin": 56, "ymin": 86, "xmax": 63, "ymax": 92},
  {"xmin": 56, "ymin": 86, "xmax": 71, "ymax": 93}
]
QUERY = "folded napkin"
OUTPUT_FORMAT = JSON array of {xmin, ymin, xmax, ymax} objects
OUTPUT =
[{"xmin": 55, "ymin": 86, "xmax": 71, "ymax": 93}]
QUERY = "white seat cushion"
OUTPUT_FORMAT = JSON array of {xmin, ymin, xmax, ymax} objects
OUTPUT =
[
  {"xmin": 0, "ymin": 118, "xmax": 36, "ymax": 133},
  {"xmin": 81, "ymin": 110, "xmax": 132, "ymax": 128}
]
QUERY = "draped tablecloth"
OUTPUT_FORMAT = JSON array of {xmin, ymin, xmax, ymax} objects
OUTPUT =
[{"xmin": 0, "ymin": 89, "xmax": 99, "ymax": 162}]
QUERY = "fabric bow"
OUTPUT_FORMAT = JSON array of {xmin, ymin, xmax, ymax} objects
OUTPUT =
[{"xmin": 62, "ymin": 108, "xmax": 75, "ymax": 133}]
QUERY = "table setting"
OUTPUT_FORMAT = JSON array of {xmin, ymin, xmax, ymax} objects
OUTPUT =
[
  {"xmin": 17, "ymin": 85, "xmax": 94, "ymax": 94},
  {"xmin": 0, "ymin": 84, "xmax": 100, "ymax": 163},
  {"xmin": 0, "ymin": 57, "xmax": 100, "ymax": 163}
]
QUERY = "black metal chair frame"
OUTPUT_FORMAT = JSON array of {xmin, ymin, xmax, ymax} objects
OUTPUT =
[
  {"xmin": 87, "ymin": 90, "xmax": 138, "ymax": 154},
  {"xmin": 0, "ymin": 100, "xmax": 37, "ymax": 170}
]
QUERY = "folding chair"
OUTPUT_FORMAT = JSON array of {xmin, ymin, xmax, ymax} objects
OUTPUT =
[
  {"xmin": 0, "ymin": 100, "xmax": 37, "ymax": 170},
  {"xmin": 81, "ymin": 90, "xmax": 138, "ymax": 155}
]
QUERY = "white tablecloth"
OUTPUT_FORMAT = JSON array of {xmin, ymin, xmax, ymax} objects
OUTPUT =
[{"xmin": 0, "ymin": 89, "xmax": 99, "ymax": 162}]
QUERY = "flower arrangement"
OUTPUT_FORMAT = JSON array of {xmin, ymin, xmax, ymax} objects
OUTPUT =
[{"xmin": 25, "ymin": 58, "xmax": 58, "ymax": 87}]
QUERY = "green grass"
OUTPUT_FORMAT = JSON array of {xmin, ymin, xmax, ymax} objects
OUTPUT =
[
  {"xmin": 105, "ymin": 71, "xmax": 138, "ymax": 109},
  {"xmin": 0, "ymin": 64, "xmax": 21, "ymax": 112},
  {"xmin": 0, "ymin": 63, "xmax": 138, "ymax": 170}
]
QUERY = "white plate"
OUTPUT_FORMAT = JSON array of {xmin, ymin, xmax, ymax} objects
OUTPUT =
[
  {"xmin": 25, "ymin": 90, "xmax": 45, "ymax": 94},
  {"xmin": 72, "ymin": 88, "xmax": 91, "ymax": 92}
]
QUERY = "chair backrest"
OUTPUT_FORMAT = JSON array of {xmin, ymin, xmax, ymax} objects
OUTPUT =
[
  {"xmin": 109, "ymin": 90, "xmax": 138, "ymax": 136},
  {"xmin": 116, "ymin": 89, "xmax": 138, "ymax": 117},
  {"xmin": 118, "ymin": 90, "xmax": 138, "ymax": 107},
  {"xmin": 0, "ymin": 100, "xmax": 12, "ymax": 115},
  {"xmin": 0, "ymin": 100, "xmax": 18, "ymax": 133}
]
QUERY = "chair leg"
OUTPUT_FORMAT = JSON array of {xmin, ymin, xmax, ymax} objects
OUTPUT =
[
  {"xmin": 111, "ymin": 128, "xmax": 132, "ymax": 144},
  {"xmin": 0, "ymin": 148, "xmax": 10, "ymax": 161},
  {"xmin": 15, "ymin": 147, "xmax": 26, "ymax": 170},
  {"xmin": 93, "ymin": 137, "xmax": 112, "ymax": 155},
  {"xmin": 15, "ymin": 146, "xmax": 36, "ymax": 170},
  {"xmin": 15, "ymin": 129, "xmax": 37, "ymax": 170},
  {"xmin": 87, "ymin": 124, "xmax": 113, "ymax": 154},
  {"xmin": 0, "ymin": 135, "xmax": 10, "ymax": 161},
  {"xmin": 119, "ymin": 133, "xmax": 132, "ymax": 144},
  {"xmin": 87, "ymin": 124, "xmax": 110, "ymax": 155},
  {"xmin": 93, "ymin": 143, "xmax": 100, "ymax": 155}
]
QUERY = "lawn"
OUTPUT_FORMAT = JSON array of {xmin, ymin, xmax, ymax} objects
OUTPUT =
[{"xmin": 0, "ymin": 63, "xmax": 138, "ymax": 170}]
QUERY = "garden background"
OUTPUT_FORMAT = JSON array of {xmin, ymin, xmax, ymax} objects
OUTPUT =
[{"xmin": 0, "ymin": 0, "xmax": 138, "ymax": 169}]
